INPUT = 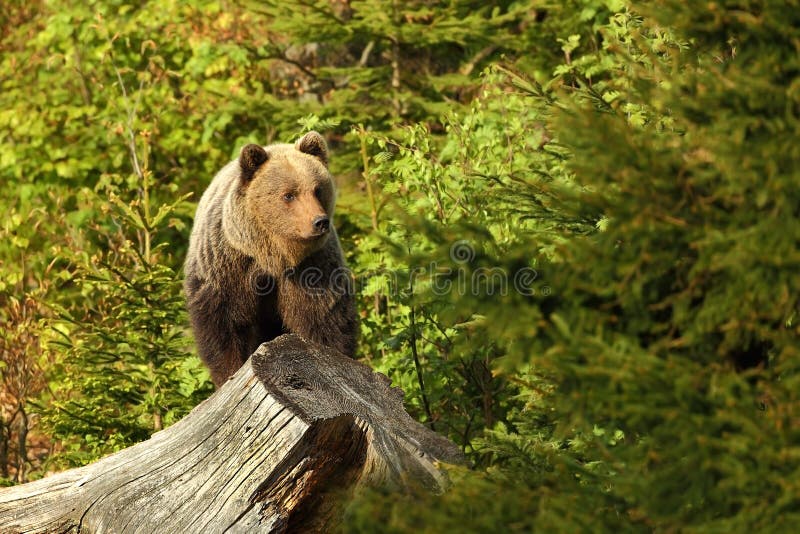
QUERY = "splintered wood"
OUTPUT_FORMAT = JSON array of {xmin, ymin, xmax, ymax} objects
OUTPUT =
[{"xmin": 0, "ymin": 334, "xmax": 462, "ymax": 533}]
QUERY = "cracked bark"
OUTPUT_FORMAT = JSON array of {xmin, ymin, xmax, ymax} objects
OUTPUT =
[{"xmin": 0, "ymin": 334, "xmax": 462, "ymax": 533}]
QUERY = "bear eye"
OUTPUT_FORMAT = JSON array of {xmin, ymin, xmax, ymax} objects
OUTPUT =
[
  {"xmin": 313, "ymin": 186, "xmax": 322, "ymax": 199},
  {"xmin": 283, "ymin": 192, "xmax": 295, "ymax": 202}
]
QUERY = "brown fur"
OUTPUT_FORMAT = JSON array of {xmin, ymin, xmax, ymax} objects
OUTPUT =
[{"xmin": 184, "ymin": 132, "xmax": 358, "ymax": 387}]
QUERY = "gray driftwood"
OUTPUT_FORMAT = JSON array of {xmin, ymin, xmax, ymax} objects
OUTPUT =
[{"xmin": 0, "ymin": 334, "xmax": 462, "ymax": 533}]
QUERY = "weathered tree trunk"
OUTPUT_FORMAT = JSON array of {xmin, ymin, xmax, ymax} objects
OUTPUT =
[{"xmin": 0, "ymin": 335, "xmax": 462, "ymax": 533}]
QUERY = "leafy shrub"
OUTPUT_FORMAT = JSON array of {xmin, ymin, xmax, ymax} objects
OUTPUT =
[
  {"xmin": 39, "ymin": 177, "xmax": 212, "ymax": 466},
  {"xmin": 346, "ymin": 1, "xmax": 800, "ymax": 531}
]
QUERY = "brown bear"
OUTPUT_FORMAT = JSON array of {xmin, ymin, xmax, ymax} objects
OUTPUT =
[{"xmin": 184, "ymin": 131, "xmax": 358, "ymax": 387}]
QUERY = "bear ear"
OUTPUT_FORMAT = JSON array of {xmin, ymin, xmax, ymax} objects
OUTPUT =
[
  {"xmin": 239, "ymin": 144, "xmax": 268, "ymax": 181},
  {"xmin": 295, "ymin": 131, "xmax": 329, "ymax": 167}
]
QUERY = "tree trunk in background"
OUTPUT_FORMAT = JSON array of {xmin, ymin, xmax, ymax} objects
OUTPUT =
[
  {"xmin": 0, "ymin": 334, "xmax": 463, "ymax": 533},
  {"xmin": 15, "ymin": 407, "xmax": 27, "ymax": 484},
  {"xmin": 0, "ymin": 422, "xmax": 8, "ymax": 479}
]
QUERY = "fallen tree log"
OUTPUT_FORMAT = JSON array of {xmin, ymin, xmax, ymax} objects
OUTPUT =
[{"xmin": 0, "ymin": 334, "xmax": 463, "ymax": 533}]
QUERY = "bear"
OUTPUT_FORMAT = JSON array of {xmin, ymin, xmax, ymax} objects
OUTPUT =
[{"xmin": 184, "ymin": 131, "xmax": 358, "ymax": 387}]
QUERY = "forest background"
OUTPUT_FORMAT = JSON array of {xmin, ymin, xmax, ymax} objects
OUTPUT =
[{"xmin": 1, "ymin": 0, "xmax": 798, "ymax": 531}]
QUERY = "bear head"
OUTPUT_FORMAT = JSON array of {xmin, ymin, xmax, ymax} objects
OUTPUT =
[{"xmin": 223, "ymin": 131, "xmax": 336, "ymax": 270}]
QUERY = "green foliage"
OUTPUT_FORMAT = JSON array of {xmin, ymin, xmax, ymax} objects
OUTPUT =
[
  {"xmin": 2, "ymin": 0, "xmax": 799, "ymax": 531},
  {"xmin": 345, "ymin": 0, "xmax": 800, "ymax": 531},
  {"xmin": 39, "ymin": 180, "xmax": 212, "ymax": 465},
  {"xmin": 0, "ymin": 0, "xmax": 540, "ymax": 475},
  {"xmin": 346, "ymin": 0, "xmax": 655, "ymax": 458}
]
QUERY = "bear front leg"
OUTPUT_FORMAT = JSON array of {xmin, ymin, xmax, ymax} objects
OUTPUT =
[
  {"xmin": 186, "ymin": 280, "xmax": 252, "ymax": 387},
  {"xmin": 278, "ymin": 272, "xmax": 359, "ymax": 358}
]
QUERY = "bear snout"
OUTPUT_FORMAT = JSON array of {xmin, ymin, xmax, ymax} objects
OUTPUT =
[{"xmin": 312, "ymin": 215, "xmax": 330, "ymax": 234}]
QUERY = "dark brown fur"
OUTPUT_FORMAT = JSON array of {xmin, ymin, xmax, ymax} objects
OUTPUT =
[{"xmin": 184, "ymin": 132, "xmax": 358, "ymax": 387}]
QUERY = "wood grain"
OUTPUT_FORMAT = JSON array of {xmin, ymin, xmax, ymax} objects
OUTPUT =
[{"xmin": 0, "ymin": 334, "xmax": 462, "ymax": 533}]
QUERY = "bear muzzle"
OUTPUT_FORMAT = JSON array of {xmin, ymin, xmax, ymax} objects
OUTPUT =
[{"xmin": 312, "ymin": 215, "xmax": 330, "ymax": 235}]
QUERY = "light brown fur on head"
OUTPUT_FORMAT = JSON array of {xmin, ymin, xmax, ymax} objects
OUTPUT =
[{"xmin": 222, "ymin": 131, "xmax": 336, "ymax": 270}]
